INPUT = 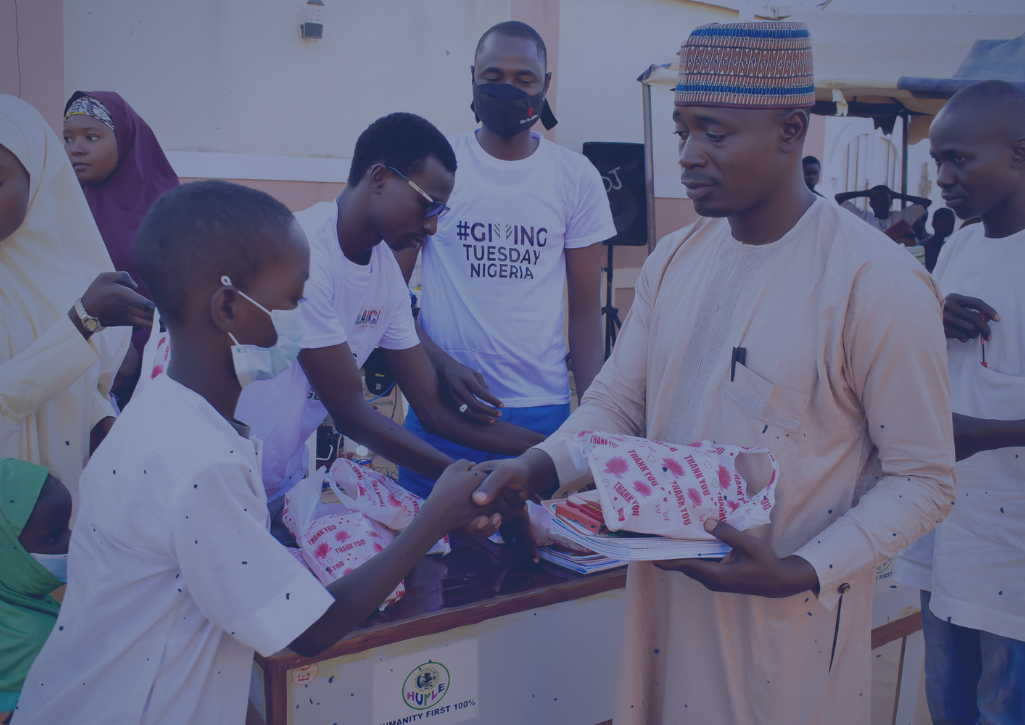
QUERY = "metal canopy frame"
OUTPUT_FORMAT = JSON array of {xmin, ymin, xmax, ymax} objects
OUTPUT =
[{"xmin": 635, "ymin": 14, "xmax": 1025, "ymax": 249}]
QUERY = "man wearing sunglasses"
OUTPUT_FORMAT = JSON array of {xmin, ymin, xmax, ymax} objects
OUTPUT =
[
  {"xmin": 231, "ymin": 113, "xmax": 545, "ymax": 537},
  {"xmin": 394, "ymin": 21, "xmax": 616, "ymax": 499}
]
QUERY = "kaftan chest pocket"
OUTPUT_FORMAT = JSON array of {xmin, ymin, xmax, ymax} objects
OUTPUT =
[{"xmin": 718, "ymin": 362, "xmax": 810, "ymax": 433}]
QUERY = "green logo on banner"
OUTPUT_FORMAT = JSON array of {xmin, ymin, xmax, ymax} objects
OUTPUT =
[{"xmin": 402, "ymin": 660, "xmax": 450, "ymax": 710}]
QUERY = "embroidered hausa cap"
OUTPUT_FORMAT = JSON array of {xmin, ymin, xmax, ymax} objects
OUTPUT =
[{"xmin": 675, "ymin": 21, "xmax": 815, "ymax": 109}]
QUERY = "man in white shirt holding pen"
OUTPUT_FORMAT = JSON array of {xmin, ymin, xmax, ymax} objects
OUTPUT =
[{"xmin": 896, "ymin": 79, "xmax": 1025, "ymax": 725}]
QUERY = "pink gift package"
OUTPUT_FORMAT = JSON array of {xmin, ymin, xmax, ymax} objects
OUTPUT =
[
  {"xmin": 281, "ymin": 461, "xmax": 451, "ymax": 611},
  {"xmin": 565, "ymin": 432, "xmax": 778, "ymax": 540}
]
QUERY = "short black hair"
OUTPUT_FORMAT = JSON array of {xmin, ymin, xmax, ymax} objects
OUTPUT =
[
  {"xmin": 347, "ymin": 113, "xmax": 456, "ymax": 186},
  {"xmin": 943, "ymin": 79, "xmax": 1025, "ymax": 139},
  {"xmin": 134, "ymin": 180, "xmax": 297, "ymax": 323},
  {"xmin": 870, "ymin": 184, "xmax": 892, "ymax": 195},
  {"xmin": 933, "ymin": 207, "xmax": 955, "ymax": 221},
  {"xmin": 475, "ymin": 21, "xmax": 547, "ymax": 69},
  {"xmin": 802, "ymin": 155, "xmax": 820, "ymax": 166}
]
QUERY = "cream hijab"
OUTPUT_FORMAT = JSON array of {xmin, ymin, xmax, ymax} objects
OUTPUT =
[
  {"xmin": 0, "ymin": 95, "xmax": 129, "ymax": 506},
  {"xmin": 0, "ymin": 95, "xmax": 124, "ymax": 347}
]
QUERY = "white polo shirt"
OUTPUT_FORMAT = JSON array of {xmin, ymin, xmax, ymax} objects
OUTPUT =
[
  {"xmin": 14, "ymin": 374, "xmax": 334, "ymax": 725},
  {"xmin": 235, "ymin": 201, "xmax": 420, "ymax": 501},
  {"xmin": 417, "ymin": 130, "xmax": 616, "ymax": 407}
]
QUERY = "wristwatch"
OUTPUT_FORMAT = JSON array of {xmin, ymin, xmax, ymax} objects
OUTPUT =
[{"xmin": 74, "ymin": 298, "xmax": 104, "ymax": 333}]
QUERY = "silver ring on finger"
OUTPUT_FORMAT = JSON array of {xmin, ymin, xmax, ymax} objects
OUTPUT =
[{"xmin": 459, "ymin": 404, "xmax": 468, "ymax": 414}]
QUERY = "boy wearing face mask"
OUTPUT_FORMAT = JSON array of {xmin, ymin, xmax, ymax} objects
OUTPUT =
[
  {"xmin": 394, "ymin": 21, "xmax": 616, "ymax": 498},
  {"xmin": 14, "ymin": 181, "xmax": 496, "ymax": 725}
]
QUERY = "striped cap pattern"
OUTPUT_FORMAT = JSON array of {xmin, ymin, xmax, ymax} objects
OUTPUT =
[{"xmin": 675, "ymin": 22, "xmax": 815, "ymax": 109}]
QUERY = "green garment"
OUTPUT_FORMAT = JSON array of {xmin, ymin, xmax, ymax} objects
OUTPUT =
[{"xmin": 0, "ymin": 458, "xmax": 61, "ymax": 704}]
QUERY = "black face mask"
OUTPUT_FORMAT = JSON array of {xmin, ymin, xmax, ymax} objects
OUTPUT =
[{"xmin": 471, "ymin": 81, "xmax": 558, "ymax": 138}]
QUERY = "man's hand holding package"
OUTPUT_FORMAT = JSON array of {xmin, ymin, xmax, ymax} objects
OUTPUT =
[{"xmin": 655, "ymin": 518, "xmax": 820, "ymax": 598}]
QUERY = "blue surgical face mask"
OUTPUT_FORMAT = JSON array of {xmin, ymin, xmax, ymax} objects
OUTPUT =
[
  {"xmin": 30, "ymin": 552, "xmax": 67, "ymax": 583},
  {"xmin": 222, "ymin": 276, "xmax": 304, "ymax": 387}
]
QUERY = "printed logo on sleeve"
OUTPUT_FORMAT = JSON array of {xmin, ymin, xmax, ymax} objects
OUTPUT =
[{"xmin": 454, "ymin": 220, "xmax": 548, "ymax": 280}]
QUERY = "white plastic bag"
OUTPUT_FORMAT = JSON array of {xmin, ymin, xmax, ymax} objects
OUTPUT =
[
  {"xmin": 283, "ymin": 466, "xmax": 405, "ymax": 609},
  {"xmin": 327, "ymin": 459, "xmax": 450, "ymax": 556},
  {"xmin": 566, "ymin": 432, "xmax": 777, "ymax": 540},
  {"xmin": 299, "ymin": 512, "xmax": 405, "ymax": 608},
  {"xmin": 328, "ymin": 458, "xmax": 422, "ymax": 530},
  {"xmin": 134, "ymin": 308, "xmax": 168, "ymax": 397},
  {"xmin": 281, "ymin": 466, "xmax": 354, "ymax": 541}
]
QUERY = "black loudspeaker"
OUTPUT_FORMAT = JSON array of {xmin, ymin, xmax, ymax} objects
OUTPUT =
[
  {"xmin": 581, "ymin": 142, "xmax": 648, "ymax": 247},
  {"xmin": 362, "ymin": 347, "xmax": 395, "ymax": 396}
]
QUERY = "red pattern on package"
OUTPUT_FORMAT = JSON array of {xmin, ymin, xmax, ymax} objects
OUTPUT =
[
  {"xmin": 149, "ymin": 332, "xmax": 171, "ymax": 379},
  {"xmin": 328, "ymin": 458, "xmax": 422, "ymax": 531},
  {"xmin": 567, "ymin": 432, "xmax": 778, "ymax": 540},
  {"xmin": 280, "ymin": 462, "xmax": 450, "ymax": 612},
  {"xmin": 300, "ymin": 512, "xmax": 405, "ymax": 608},
  {"xmin": 281, "ymin": 467, "xmax": 354, "ymax": 541}
]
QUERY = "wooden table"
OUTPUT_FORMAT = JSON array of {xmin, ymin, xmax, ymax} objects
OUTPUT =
[
  {"xmin": 251, "ymin": 533, "xmax": 628, "ymax": 725},
  {"xmin": 250, "ymin": 538, "xmax": 928, "ymax": 725}
]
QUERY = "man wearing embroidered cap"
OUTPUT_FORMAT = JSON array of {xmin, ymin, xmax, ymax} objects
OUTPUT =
[{"xmin": 472, "ymin": 21, "xmax": 955, "ymax": 724}]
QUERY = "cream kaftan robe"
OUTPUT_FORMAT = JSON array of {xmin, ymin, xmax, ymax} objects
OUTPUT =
[
  {"xmin": 536, "ymin": 198, "xmax": 956, "ymax": 724},
  {"xmin": 0, "ymin": 97, "xmax": 129, "ymax": 522}
]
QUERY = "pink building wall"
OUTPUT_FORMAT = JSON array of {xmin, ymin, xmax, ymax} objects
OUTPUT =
[{"xmin": 1, "ymin": 0, "xmax": 65, "ymax": 133}]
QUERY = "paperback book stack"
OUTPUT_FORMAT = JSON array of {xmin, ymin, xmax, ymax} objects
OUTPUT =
[{"xmin": 544, "ymin": 494, "xmax": 729, "ymax": 562}]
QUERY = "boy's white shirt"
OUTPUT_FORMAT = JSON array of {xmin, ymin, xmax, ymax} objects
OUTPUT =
[
  {"xmin": 896, "ymin": 222, "xmax": 1025, "ymax": 641},
  {"xmin": 14, "ymin": 374, "xmax": 334, "ymax": 725},
  {"xmin": 138, "ymin": 200, "xmax": 419, "ymax": 502}
]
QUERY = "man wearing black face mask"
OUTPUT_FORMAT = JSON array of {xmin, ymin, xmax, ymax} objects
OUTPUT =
[{"xmin": 395, "ymin": 21, "xmax": 615, "ymax": 499}]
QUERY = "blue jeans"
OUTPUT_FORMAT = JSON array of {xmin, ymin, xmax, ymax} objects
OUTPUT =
[
  {"xmin": 398, "ymin": 402, "xmax": 570, "ymax": 499},
  {"xmin": 921, "ymin": 590, "xmax": 1025, "ymax": 725}
]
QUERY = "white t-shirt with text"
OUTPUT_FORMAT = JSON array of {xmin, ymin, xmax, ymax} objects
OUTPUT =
[
  {"xmin": 15, "ymin": 374, "xmax": 334, "ymax": 725},
  {"xmin": 236, "ymin": 201, "xmax": 420, "ymax": 501},
  {"xmin": 418, "ymin": 130, "xmax": 616, "ymax": 407}
]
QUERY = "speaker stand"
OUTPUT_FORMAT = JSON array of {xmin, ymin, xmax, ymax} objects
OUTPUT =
[{"xmin": 602, "ymin": 244, "xmax": 622, "ymax": 360}]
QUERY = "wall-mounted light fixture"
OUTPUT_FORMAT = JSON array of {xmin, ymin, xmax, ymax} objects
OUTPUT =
[{"xmin": 300, "ymin": 0, "xmax": 325, "ymax": 39}]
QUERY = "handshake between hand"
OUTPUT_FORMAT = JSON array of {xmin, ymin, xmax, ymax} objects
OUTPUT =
[
  {"xmin": 420, "ymin": 456, "xmax": 544, "ymax": 561},
  {"xmin": 447, "ymin": 454, "xmax": 821, "ymax": 599}
]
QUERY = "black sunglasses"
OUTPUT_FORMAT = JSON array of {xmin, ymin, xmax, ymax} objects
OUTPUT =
[{"xmin": 387, "ymin": 166, "xmax": 450, "ymax": 219}]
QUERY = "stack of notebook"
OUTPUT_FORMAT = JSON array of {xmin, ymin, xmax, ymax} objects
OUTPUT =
[
  {"xmin": 545, "ymin": 498, "xmax": 729, "ymax": 561},
  {"xmin": 537, "ymin": 545, "xmax": 625, "ymax": 574}
]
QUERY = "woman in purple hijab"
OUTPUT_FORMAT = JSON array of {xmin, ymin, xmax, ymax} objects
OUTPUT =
[{"xmin": 62, "ymin": 91, "xmax": 178, "ymax": 402}]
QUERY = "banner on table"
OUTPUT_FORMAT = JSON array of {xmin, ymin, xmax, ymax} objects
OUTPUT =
[{"xmin": 372, "ymin": 638, "xmax": 478, "ymax": 725}]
